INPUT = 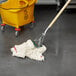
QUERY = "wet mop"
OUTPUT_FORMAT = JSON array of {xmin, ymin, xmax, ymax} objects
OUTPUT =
[
  {"xmin": 11, "ymin": 0, "xmax": 71, "ymax": 61},
  {"xmin": 11, "ymin": 39, "xmax": 46, "ymax": 61}
]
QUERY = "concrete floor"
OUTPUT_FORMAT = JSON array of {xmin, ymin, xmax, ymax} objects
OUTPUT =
[{"xmin": 0, "ymin": 5, "xmax": 76, "ymax": 76}]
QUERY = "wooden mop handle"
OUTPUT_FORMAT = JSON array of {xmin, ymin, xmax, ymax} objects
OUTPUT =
[{"xmin": 48, "ymin": 0, "xmax": 71, "ymax": 29}]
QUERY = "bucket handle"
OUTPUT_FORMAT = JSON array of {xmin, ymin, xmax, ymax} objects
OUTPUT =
[{"xmin": 19, "ymin": 0, "xmax": 28, "ymax": 7}]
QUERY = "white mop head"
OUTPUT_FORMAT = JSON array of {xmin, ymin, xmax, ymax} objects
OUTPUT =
[{"xmin": 11, "ymin": 39, "xmax": 47, "ymax": 61}]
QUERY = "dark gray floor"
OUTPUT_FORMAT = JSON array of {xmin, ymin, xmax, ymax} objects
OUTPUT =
[{"xmin": 0, "ymin": 5, "xmax": 76, "ymax": 76}]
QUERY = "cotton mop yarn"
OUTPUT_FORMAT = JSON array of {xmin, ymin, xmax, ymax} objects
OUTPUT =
[{"xmin": 11, "ymin": 39, "xmax": 47, "ymax": 61}]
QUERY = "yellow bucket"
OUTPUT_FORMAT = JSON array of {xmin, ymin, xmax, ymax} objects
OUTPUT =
[
  {"xmin": 0, "ymin": 0, "xmax": 37, "ymax": 28},
  {"xmin": 0, "ymin": 4, "xmax": 1, "ymax": 16}
]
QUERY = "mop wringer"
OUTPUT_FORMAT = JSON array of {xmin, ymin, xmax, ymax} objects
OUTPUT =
[{"xmin": 0, "ymin": 0, "xmax": 37, "ymax": 36}]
